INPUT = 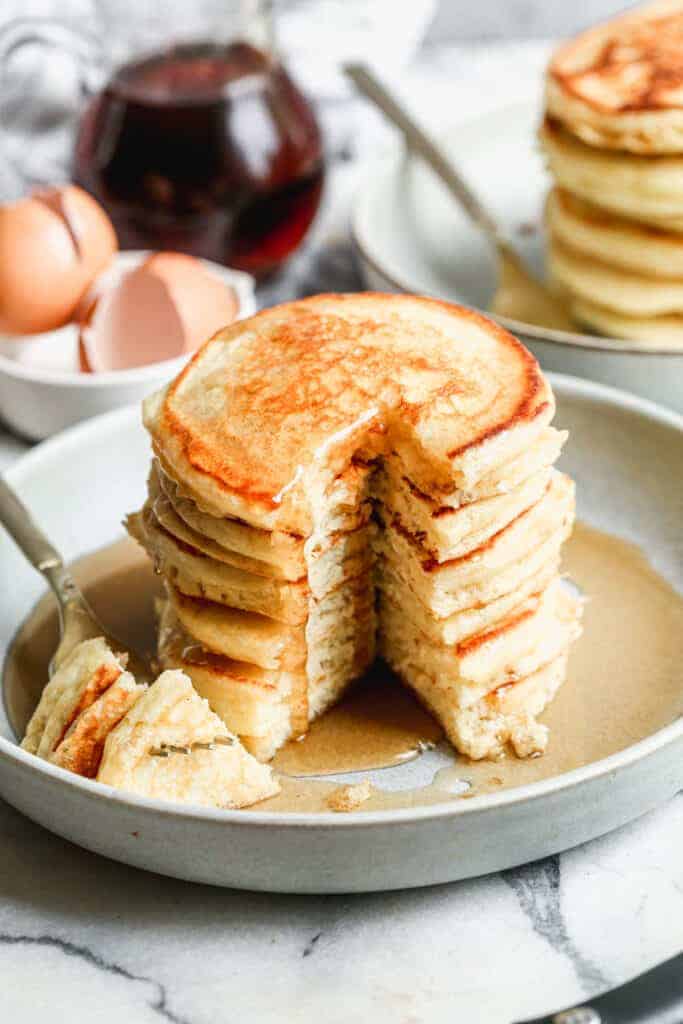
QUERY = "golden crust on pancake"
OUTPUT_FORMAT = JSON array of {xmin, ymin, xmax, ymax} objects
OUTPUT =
[
  {"xmin": 22, "ymin": 638, "xmax": 125, "ymax": 757},
  {"xmin": 546, "ymin": 1, "xmax": 683, "ymax": 153},
  {"xmin": 144, "ymin": 294, "xmax": 552, "ymax": 532},
  {"xmin": 50, "ymin": 673, "xmax": 143, "ymax": 777}
]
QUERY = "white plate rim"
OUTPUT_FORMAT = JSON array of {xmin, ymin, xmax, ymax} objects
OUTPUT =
[
  {"xmin": 1, "ymin": 374, "xmax": 682, "ymax": 829},
  {"xmin": 351, "ymin": 99, "xmax": 683, "ymax": 359}
]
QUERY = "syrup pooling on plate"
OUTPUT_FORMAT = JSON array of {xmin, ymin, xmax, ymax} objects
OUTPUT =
[{"xmin": 4, "ymin": 523, "xmax": 683, "ymax": 812}]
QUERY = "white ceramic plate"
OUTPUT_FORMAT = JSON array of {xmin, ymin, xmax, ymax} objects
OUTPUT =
[
  {"xmin": 0, "ymin": 376, "xmax": 681, "ymax": 893},
  {"xmin": 353, "ymin": 100, "xmax": 683, "ymax": 413}
]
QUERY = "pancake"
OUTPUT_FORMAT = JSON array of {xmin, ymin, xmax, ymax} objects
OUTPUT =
[
  {"xmin": 403, "ymin": 651, "xmax": 571, "ymax": 760},
  {"xmin": 540, "ymin": 118, "xmax": 683, "ymax": 230},
  {"xmin": 135, "ymin": 294, "xmax": 578, "ymax": 763},
  {"xmin": 144, "ymin": 293, "xmax": 554, "ymax": 533},
  {"xmin": 157, "ymin": 601, "xmax": 374, "ymax": 761},
  {"xmin": 380, "ymin": 581, "xmax": 582, "ymax": 708},
  {"xmin": 548, "ymin": 234, "xmax": 683, "ymax": 317},
  {"xmin": 50, "ymin": 672, "xmax": 143, "ymax": 778},
  {"xmin": 547, "ymin": 187, "xmax": 683, "ymax": 279},
  {"xmin": 378, "ymin": 464, "xmax": 552, "ymax": 562},
  {"xmin": 377, "ymin": 473, "xmax": 575, "ymax": 619},
  {"xmin": 167, "ymin": 577, "xmax": 374, "ymax": 671},
  {"xmin": 546, "ymin": 0, "xmax": 683, "ymax": 154},
  {"xmin": 97, "ymin": 670, "xmax": 279, "ymax": 808},
  {"xmin": 380, "ymin": 558, "xmax": 559, "ymax": 647},
  {"xmin": 22, "ymin": 637, "xmax": 127, "ymax": 758},
  {"xmin": 570, "ymin": 296, "xmax": 683, "ymax": 346}
]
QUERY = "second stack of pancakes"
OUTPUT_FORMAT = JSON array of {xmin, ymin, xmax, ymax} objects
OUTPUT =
[
  {"xmin": 129, "ymin": 294, "xmax": 581, "ymax": 763},
  {"xmin": 541, "ymin": 0, "xmax": 683, "ymax": 346}
]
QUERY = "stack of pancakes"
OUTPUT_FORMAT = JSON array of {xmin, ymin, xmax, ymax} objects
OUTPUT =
[
  {"xmin": 541, "ymin": 0, "xmax": 683, "ymax": 346},
  {"xmin": 129, "ymin": 293, "xmax": 582, "ymax": 762}
]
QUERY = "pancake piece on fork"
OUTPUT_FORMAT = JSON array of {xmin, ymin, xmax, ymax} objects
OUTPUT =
[{"xmin": 131, "ymin": 293, "xmax": 581, "ymax": 762}]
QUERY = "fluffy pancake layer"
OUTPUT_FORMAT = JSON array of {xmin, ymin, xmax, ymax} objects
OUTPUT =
[
  {"xmin": 546, "ymin": 1, "xmax": 683, "ymax": 154},
  {"xmin": 542, "ymin": 6, "xmax": 683, "ymax": 347},
  {"xmin": 133, "ymin": 294, "xmax": 580, "ymax": 763}
]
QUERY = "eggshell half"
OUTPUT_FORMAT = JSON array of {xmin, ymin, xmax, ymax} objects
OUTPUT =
[{"xmin": 79, "ymin": 252, "xmax": 239, "ymax": 373}]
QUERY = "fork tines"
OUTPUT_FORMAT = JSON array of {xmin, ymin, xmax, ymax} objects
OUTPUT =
[{"xmin": 149, "ymin": 735, "xmax": 236, "ymax": 757}]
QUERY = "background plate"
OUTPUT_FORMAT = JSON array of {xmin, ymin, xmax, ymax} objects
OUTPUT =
[
  {"xmin": 0, "ymin": 377, "xmax": 681, "ymax": 892},
  {"xmin": 353, "ymin": 100, "xmax": 683, "ymax": 412}
]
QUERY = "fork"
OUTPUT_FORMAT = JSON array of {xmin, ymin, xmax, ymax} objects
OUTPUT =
[{"xmin": 0, "ymin": 473, "xmax": 152, "ymax": 682}]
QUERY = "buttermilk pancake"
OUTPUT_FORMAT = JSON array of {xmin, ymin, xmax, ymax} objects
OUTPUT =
[
  {"xmin": 568, "ymin": 299, "xmax": 683, "ymax": 346},
  {"xmin": 546, "ymin": 1, "xmax": 683, "ymax": 154},
  {"xmin": 21, "ymin": 638, "xmax": 142, "ymax": 767},
  {"xmin": 22, "ymin": 637, "xmax": 279, "ymax": 807},
  {"xmin": 97, "ymin": 670, "xmax": 279, "ymax": 808},
  {"xmin": 132, "ymin": 293, "xmax": 581, "ymax": 762},
  {"xmin": 548, "ymin": 236, "xmax": 683, "ymax": 317},
  {"xmin": 540, "ymin": 120, "xmax": 683, "ymax": 231},
  {"xmin": 547, "ymin": 188, "xmax": 683, "ymax": 279}
]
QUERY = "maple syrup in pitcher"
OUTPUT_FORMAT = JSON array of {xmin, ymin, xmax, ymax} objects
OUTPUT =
[{"xmin": 73, "ymin": 41, "xmax": 324, "ymax": 276}]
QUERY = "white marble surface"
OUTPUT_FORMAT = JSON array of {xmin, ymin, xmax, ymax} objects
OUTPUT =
[{"xmin": 0, "ymin": 41, "xmax": 682, "ymax": 1023}]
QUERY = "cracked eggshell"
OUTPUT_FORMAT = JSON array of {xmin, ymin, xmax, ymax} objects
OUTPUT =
[
  {"xmin": 78, "ymin": 251, "xmax": 239, "ymax": 373},
  {"xmin": 0, "ymin": 185, "xmax": 117, "ymax": 336}
]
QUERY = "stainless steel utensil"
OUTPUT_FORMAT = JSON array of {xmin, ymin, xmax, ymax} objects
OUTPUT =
[
  {"xmin": 0, "ymin": 473, "xmax": 152, "ymax": 682},
  {"xmin": 345, "ymin": 62, "xmax": 574, "ymax": 331}
]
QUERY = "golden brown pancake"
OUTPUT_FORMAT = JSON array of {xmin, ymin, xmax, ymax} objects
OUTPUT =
[
  {"xmin": 546, "ymin": 0, "xmax": 683, "ymax": 153},
  {"xmin": 134, "ymin": 294, "xmax": 578, "ymax": 762},
  {"xmin": 144, "ymin": 293, "xmax": 553, "ymax": 533}
]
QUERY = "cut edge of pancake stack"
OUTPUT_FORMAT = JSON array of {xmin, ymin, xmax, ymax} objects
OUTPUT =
[
  {"xmin": 130, "ymin": 293, "xmax": 582, "ymax": 765},
  {"xmin": 541, "ymin": 0, "xmax": 683, "ymax": 348}
]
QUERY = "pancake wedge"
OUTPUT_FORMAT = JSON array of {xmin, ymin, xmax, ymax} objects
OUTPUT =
[
  {"xmin": 97, "ymin": 670, "xmax": 279, "ymax": 808},
  {"xmin": 22, "ymin": 637, "xmax": 132, "ymax": 759},
  {"xmin": 132, "ymin": 293, "xmax": 579, "ymax": 762}
]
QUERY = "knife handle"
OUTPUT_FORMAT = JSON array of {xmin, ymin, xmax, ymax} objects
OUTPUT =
[{"xmin": 516, "ymin": 951, "xmax": 683, "ymax": 1024}]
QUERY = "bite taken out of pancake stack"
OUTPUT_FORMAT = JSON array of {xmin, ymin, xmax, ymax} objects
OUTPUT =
[
  {"xmin": 541, "ymin": 0, "xmax": 683, "ymax": 347},
  {"xmin": 128, "ymin": 293, "xmax": 582, "ymax": 764}
]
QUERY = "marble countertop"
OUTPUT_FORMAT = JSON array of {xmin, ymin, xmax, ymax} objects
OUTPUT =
[{"xmin": 0, "ymin": 41, "xmax": 682, "ymax": 1023}]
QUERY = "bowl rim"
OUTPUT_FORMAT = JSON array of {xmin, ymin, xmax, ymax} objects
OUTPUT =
[
  {"xmin": 351, "ymin": 100, "xmax": 683, "ymax": 358},
  {"xmin": 1, "ymin": 373, "xmax": 682, "ymax": 828},
  {"xmin": 0, "ymin": 253, "xmax": 256, "ymax": 387}
]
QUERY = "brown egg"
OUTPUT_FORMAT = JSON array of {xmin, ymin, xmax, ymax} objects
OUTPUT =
[
  {"xmin": 79, "ymin": 252, "xmax": 239, "ymax": 373},
  {"xmin": 0, "ymin": 185, "xmax": 117, "ymax": 335}
]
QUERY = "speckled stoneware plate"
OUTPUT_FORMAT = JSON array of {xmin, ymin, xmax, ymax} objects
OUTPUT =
[
  {"xmin": 0, "ymin": 376, "xmax": 681, "ymax": 893},
  {"xmin": 352, "ymin": 99, "xmax": 683, "ymax": 414}
]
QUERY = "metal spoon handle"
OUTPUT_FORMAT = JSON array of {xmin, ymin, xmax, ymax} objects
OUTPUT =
[
  {"xmin": 344, "ymin": 62, "xmax": 506, "ymax": 248},
  {"xmin": 0, "ymin": 473, "xmax": 94, "ymax": 662}
]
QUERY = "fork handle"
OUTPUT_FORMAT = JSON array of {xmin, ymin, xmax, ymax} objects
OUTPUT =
[
  {"xmin": 344, "ymin": 62, "xmax": 507, "ymax": 249},
  {"xmin": 0, "ymin": 473, "xmax": 63, "ymax": 574},
  {"xmin": 0, "ymin": 473, "xmax": 82, "ymax": 609}
]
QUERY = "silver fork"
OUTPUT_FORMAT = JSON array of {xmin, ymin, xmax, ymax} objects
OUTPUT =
[{"xmin": 0, "ymin": 473, "xmax": 152, "ymax": 682}]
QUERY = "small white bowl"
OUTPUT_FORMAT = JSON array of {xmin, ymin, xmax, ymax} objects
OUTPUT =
[{"xmin": 0, "ymin": 252, "xmax": 256, "ymax": 441}]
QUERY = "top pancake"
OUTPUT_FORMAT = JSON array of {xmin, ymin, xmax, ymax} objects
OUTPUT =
[
  {"xmin": 546, "ymin": 0, "xmax": 683, "ymax": 153},
  {"xmin": 145, "ymin": 294, "xmax": 553, "ymax": 533}
]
